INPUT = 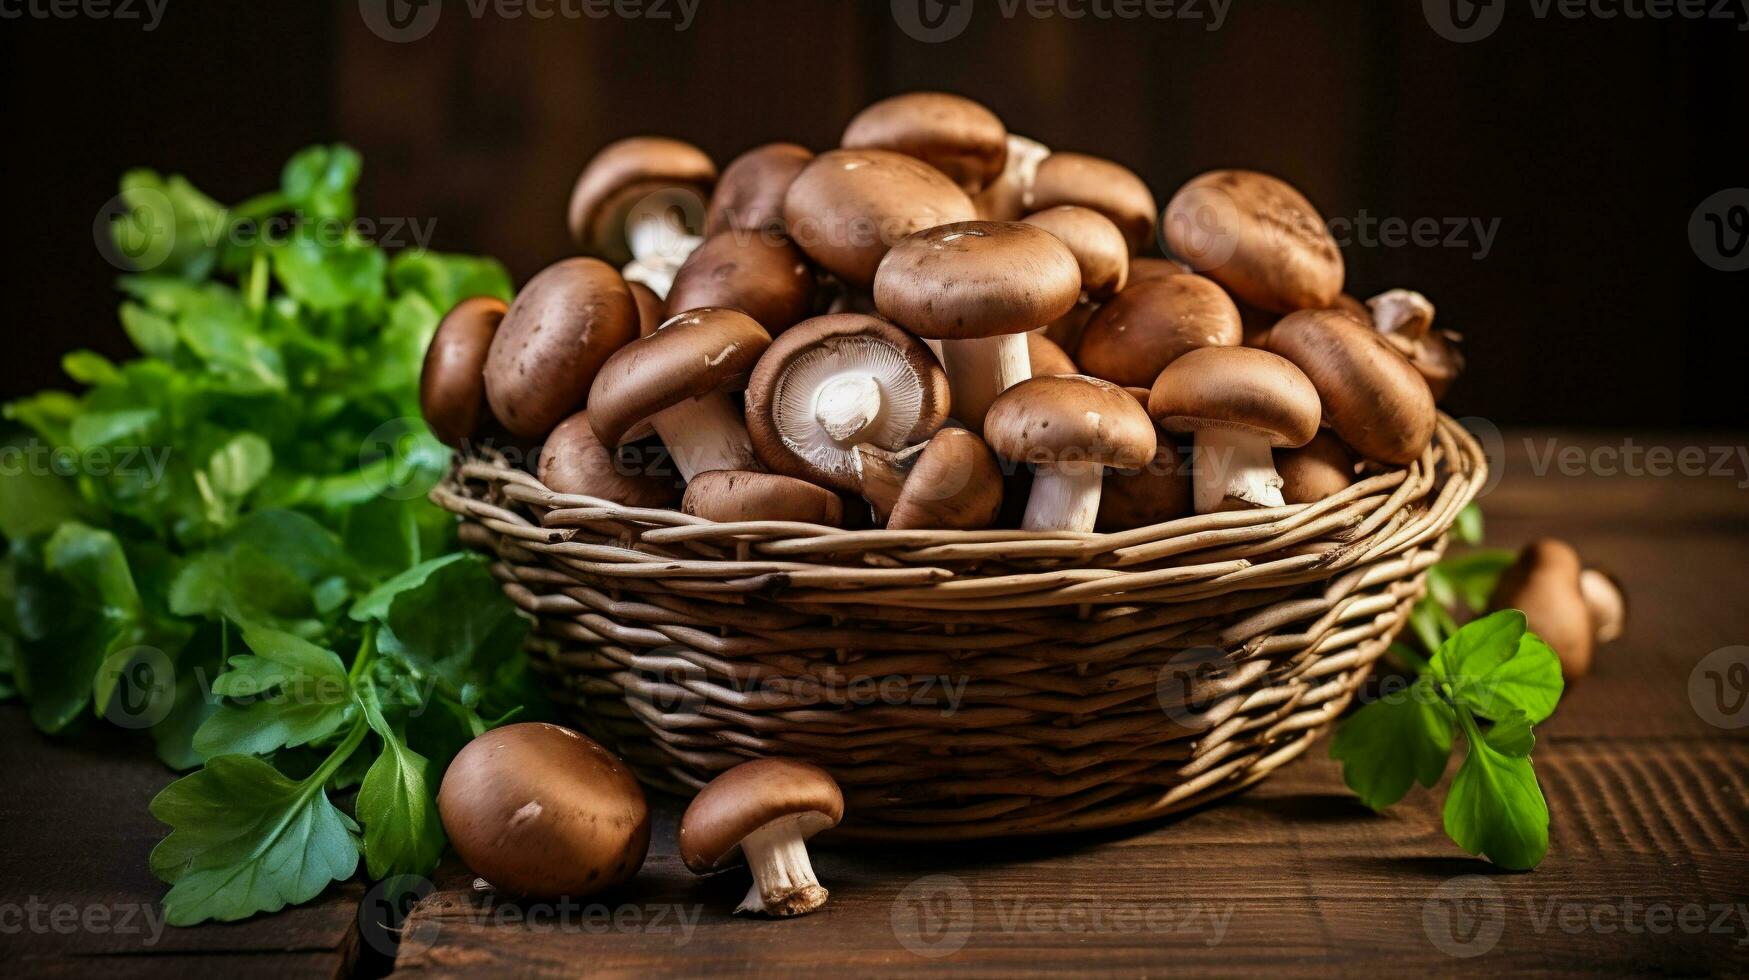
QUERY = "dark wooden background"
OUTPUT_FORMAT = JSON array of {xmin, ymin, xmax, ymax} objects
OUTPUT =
[{"xmin": 2, "ymin": 0, "xmax": 1746, "ymax": 427}]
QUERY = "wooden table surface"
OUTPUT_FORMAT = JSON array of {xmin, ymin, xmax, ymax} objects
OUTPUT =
[{"xmin": 4, "ymin": 430, "xmax": 1747, "ymax": 978}]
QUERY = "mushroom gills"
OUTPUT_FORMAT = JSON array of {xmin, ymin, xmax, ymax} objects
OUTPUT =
[
  {"xmin": 651, "ymin": 390, "xmax": 760, "ymax": 481},
  {"xmin": 1023, "ymin": 460, "xmax": 1105, "ymax": 532},
  {"xmin": 1193, "ymin": 428, "xmax": 1285, "ymax": 512},
  {"xmin": 939, "ymin": 333, "xmax": 1031, "ymax": 436},
  {"xmin": 734, "ymin": 811, "xmax": 835, "ymax": 917},
  {"xmin": 773, "ymin": 341, "xmax": 927, "ymax": 485}
]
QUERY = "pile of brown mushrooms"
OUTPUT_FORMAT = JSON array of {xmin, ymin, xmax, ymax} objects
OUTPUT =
[{"xmin": 421, "ymin": 91, "xmax": 1473, "ymax": 535}]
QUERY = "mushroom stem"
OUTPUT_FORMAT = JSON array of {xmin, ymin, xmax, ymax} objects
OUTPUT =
[
  {"xmin": 939, "ymin": 333, "xmax": 1030, "ymax": 436},
  {"xmin": 623, "ymin": 214, "xmax": 703, "ymax": 299},
  {"xmin": 1192, "ymin": 429, "xmax": 1285, "ymax": 512},
  {"xmin": 1022, "ymin": 460, "xmax": 1105, "ymax": 532},
  {"xmin": 734, "ymin": 815, "xmax": 829, "ymax": 917},
  {"xmin": 813, "ymin": 374, "xmax": 886, "ymax": 443},
  {"xmin": 651, "ymin": 390, "xmax": 760, "ymax": 482},
  {"xmin": 1010, "ymin": 134, "xmax": 1051, "ymax": 210}
]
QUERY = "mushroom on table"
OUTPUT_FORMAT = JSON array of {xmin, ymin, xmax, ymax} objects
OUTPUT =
[
  {"xmin": 568, "ymin": 136, "xmax": 716, "ymax": 297},
  {"xmin": 985, "ymin": 374, "xmax": 1157, "ymax": 533},
  {"xmin": 679, "ymin": 758, "xmax": 845, "ymax": 917},
  {"xmin": 1489, "ymin": 539, "xmax": 1627, "ymax": 682}
]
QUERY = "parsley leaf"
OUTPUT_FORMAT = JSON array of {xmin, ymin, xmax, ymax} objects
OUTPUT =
[
  {"xmin": 355, "ymin": 683, "xmax": 445, "ymax": 879},
  {"xmin": 194, "ymin": 628, "xmax": 352, "ymax": 758},
  {"xmin": 1444, "ymin": 710, "xmax": 1550, "ymax": 870},
  {"xmin": 1330, "ymin": 677, "xmax": 1452, "ymax": 811}
]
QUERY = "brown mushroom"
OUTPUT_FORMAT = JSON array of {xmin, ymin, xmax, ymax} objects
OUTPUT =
[
  {"xmin": 1488, "ymin": 539, "xmax": 1595, "ymax": 681},
  {"xmin": 628, "ymin": 280, "xmax": 667, "ymax": 338},
  {"xmin": 972, "ymin": 134, "xmax": 1052, "ymax": 221},
  {"xmin": 744, "ymin": 314, "xmax": 949, "ymax": 493},
  {"xmin": 782, "ymin": 148, "xmax": 976, "ymax": 288},
  {"xmin": 484, "ymin": 258, "xmax": 639, "ymax": 439},
  {"xmin": 1127, "ymin": 256, "xmax": 1193, "ymax": 285},
  {"xmin": 588, "ymin": 308, "xmax": 770, "ymax": 481},
  {"xmin": 853, "ymin": 428, "xmax": 1003, "ymax": 530},
  {"xmin": 1276, "ymin": 430, "xmax": 1357, "ymax": 505},
  {"xmin": 437, "ymin": 723, "xmax": 649, "ymax": 899},
  {"xmin": 666, "ymin": 231, "xmax": 815, "ymax": 336},
  {"xmin": 1040, "ymin": 299, "xmax": 1100, "ymax": 353},
  {"xmin": 874, "ymin": 221, "xmax": 1081, "ymax": 435},
  {"xmin": 1022, "ymin": 205, "xmax": 1130, "ymax": 299},
  {"xmin": 841, "ymin": 92, "xmax": 1008, "ymax": 193},
  {"xmin": 985, "ymin": 375, "xmax": 1157, "ymax": 532},
  {"xmin": 706, "ymin": 142, "xmax": 814, "ymax": 239},
  {"xmin": 679, "ymin": 758, "xmax": 845, "ymax": 917},
  {"xmin": 538, "ymin": 410, "xmax": 681, "ymax": 508},
  {"xmin": 682, "ymin": 470, "xmax": 843, "ymax": 526},
  {"xmin": 1366, "ymin": 289, "xmax": 1465, "ymax": 400},
  {"xmin": 1580, "ymin": 568, "xmax": 1627, "ymax": 645},
  {"xmin": 1028, "ymin": 152, "xmax": 1158, "ymax": 255},
  {"xmin": 1075, "ymin": 274, "xmax": 1243, "ymax": 388},
  {"xmin": 1098, "ymin": 431, "xmax": 1192, "ymax": 532},
  {"xmin": 1164, "ymin": 170, "xmax": 1344, "ymax": 313},
  {"xmin": 1027, "ymin": 332, "xmax": 1079, "ymax": 376},
  {"xmin": 567, "ymin": 137, "xmax": 716, "ymax": 274},
  {"xmin": 1149, "ymin": 346, "xmax": 1322, "ymax": 513},
  {"xmin": 422, "ymin": 296, "xmax": 507, "ymax": 447},
  {"xmin": 1266, "ymin": 309, "xmax": 1438, "ymax": 466}
]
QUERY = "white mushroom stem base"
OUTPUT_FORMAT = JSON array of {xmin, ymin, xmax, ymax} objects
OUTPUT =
[
  {"xmin": 734, "ymin": 815, "xmax": 829, "ymax": 917},
  {"xmin": 623, "ymin": 215, "xmax": 703, "ymax": 299},
  {"xmin": 1023, "ymin": 460, "xmax": 1105, "ymax": 533},
  {"xmin": 651, "ymin": 390, "xmax": 760, "ymax": 482},
  {"xmin": 939, "ymin": 333, "xmax": 1030, "ymax": 436},
  {"xmin": 1193, "ymin": 429, "xmax": 1285, "ymax": 513}
]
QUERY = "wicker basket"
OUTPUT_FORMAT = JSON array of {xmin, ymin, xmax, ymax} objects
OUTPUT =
[{"xmin": 433, "ymin": 414, "xmax": 1485, "ymax": 840}]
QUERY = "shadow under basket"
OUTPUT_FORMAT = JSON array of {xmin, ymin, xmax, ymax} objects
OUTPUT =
[{"xmin": 433, "ymin": 415, "xmax": 1486, "ymax": 841}]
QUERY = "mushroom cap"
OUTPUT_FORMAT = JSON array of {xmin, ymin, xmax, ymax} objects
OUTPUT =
[
  {"xmin": 628, "ymin": 280, "xmax": 667, "ymax": 338},
  {"xmin": 745, "ymin": 314, "xmax": 950, "ymax": 493},
  {"xmin": 538, "ymin": 410, "xmax": 681, "ymax": 509},
  {"xmin": 841, "ymin": 92, "xmax": 1008, "ymax": 193},
  {"xmin": 1276, "ymin": 430, "xmax": 1357, "ymax": 504},
  {"xmin": 873, "ymin": 221, "xmax": 1082, "ymax": 341},
  {"xmin": 1127, "ymin": 256, "xmax": 1193, "ymax": 285},
  {"xmin": 782, "ymin": 148, "xmax": 976, "ymax": 288},
  {"xmin": 568, "ymin": 137, "xmax": 716, "ymax": 265},
  {"xmin": 1330, "ymin": 293, "xmax": 1373, "ymax": 325},
  {"xmin": 1164, "ymin": 169, "xmax": 1344, "ymax": 314},
  {"xmin": 1028, "ymin": 152, "xmax": 1158, "ymax": 255},
  {"xmin": 1580, "ymin": 568, "xmax": 1627, "ymax": 645},
  {"xmin": 666, "ymin": 231, "xmax": 815, "ymax": 337},
  {"xmin": 679, "ymin": 758, "xmax": 845, "ymax": 875},
  {"xmin": 1027, "ymin": 332, "xmax": 1079, "ymax": 376},
  {"xmin": 858, "ymin": 428, "xmax": 1004, "ymax": 531},
  {"xmin": 421, "ymin": 295, "xmax": 507, "ymax": 447},
  {"xmin": 1076, "ymin": 273, "xmax": 1243, "ymax": 389},
  {"xmin": 1489, "ymin": 539, "xmax": 1594, "ymax": 681},
  {"xmin": 485, "ymin": 258, "xmax": 639, "ymax": 439},
  {"xmin": 588, "ymin": 308, "xmax": 771, "ymax": 448},
  {"xmin": 437, "ymin": 723, "xmax": 650, "ymax": 899},
  {"xmin": 1098, "ymin": 433, "xmax": 1192, "ymax": 532},
  {"xmin": 682, "ymin": 470, "xmax": 844, "ymax": 526},
  {"xmin": 1367, "ymin": 288, "xmax": 1434, "ymax": 340},
  {"xmin": 706, "ymin": 142, "xmax": 814, "ymax": 238},
  {"xmin": 1387, "ymin": 328, "xmax": 1466, "ymax": 401},
  {"xmin": 1265, "ymin": 309, "xmax": 1437, "ymax": 465},
  {"xmin": 1022, "ymin": 205, "xmax": 1130, "ymax": 298},
  {"xmin": 1148, "ymin": 346, "xmax": 1321, "ymax": 448},
  {"xmin": 985, "ymin": 375, "xmax": 1158, "ymax": 469}
]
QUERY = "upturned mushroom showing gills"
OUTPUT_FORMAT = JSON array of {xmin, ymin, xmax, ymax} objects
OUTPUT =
[
  {"xmin": 1027, "ymin": 152, "xmax": 1158, "ymax": 255},
  {"xmin": 840, "ymin": 91, "xmax": 1009, "ymax": 194},
  {"xmin": 1265, "ymin": 309, "xmax": 1438, "ymax": 466},
  {"xmin": 588, "ymin": 308, "xmax": 771, "ymax": 481},
  {"xmin": 854, "ymin": 427, "xmax": 1003, "ymax": 530},
  {"xmin": 679, "ymin": 758, "xmax": 844, "ymax": 917},
  {"xmin": 437, "ymin": 723, "xmax": 650, "ymax": 900},
  {"xmin": 682, "ymin": 470, "xmax": 845, "ymax": 527},
  {"xmin": 706, "ymin": 142, "xmax": 814, "ymax": 239},
  {"xmin": 1149, "ymin": 346, "xmax": 1322, "ymax": 513},
  {"xmin": 874, "ymin": 221, "xmax": 1081, "ymax": 436},
  {"xmin": 781, "ymin": 148, "xmax": 976, "ymax": 289},
  {"xmin": 567, "ymin": 137, "xmax": 717, "ymax": 296},
  {"xmin": 421, "ymin": 295, "xmax": 507, "ymax": 448},
  {"xmin": 1164, "ymin": 169, "xmax": 1344, "ymax": 314},
  {"xmin": 985, "ymin": 375, "xmax": 1157, "ymax": 532},
  {"xmin": 744, "ymin": 314, "xmax": 950, "ymax": 494},
  {"xmin": 1075, "ymin": 273, "xmax": 1243, "ymax": 389},
  {"xmin": 483, "ymin": 257, "xmax": 639, "ymax": 439}
]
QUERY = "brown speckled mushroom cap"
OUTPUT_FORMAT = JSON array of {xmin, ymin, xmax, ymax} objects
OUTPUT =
[
  {"xmin": 1027, "ymin": 332, "xmax": 1079, "ymax": 376},
  {"xmin": 437, "ymin": 723, "xmax": 650, "ymax": 899},
  {"xmin": 1127, "ymin": 256, "xmax": 1193, "ymax": 285},
  {"xmin": 782, "ymin": 148, "xmax": 976, "ymax": 288},
  {"xmin": 666, "ymin": 231, "xmax": 815, "ymax": 336},
  {"xmin": 985, "ymin": 375, "xmax": 1157, "ymax": 469},
  {"xmin": 682, "ymin": 470, "xmax": 844, "ymax": 527},
  {"xmin": 588, "ymin": 308, "xmax": 771, "ymax": 448},
  {"xmin": 841, "ymin": 92, "xmax": 1008, "ymax": 193},
  {"xmin": 1022, "ymin": 205, "xmax": 1130, "ymax": 298},
  {"xmin": 484, "ymin": 258, "xmax": 639, "ymax": 439},
  {"xmin": 873, "ymin": 221, "xmax": 1082, "ymax": 341},
  {"xmin": 628, "ymin": 281, "xmax": 667, "ymax": 337},
  {"xmin": 855, "ymin": 428, "xmax": 1004, "ymax": 531},
  {"xmin": 679, "ymin": 759, "xmax": 845, "ymax": 874},
  {"xmin": 1276, "ymin": 430, "xmax": 1357, "ymax": 505},
  {"xmin": 1148, "ymin": 346, "xmax": 1321, "ymax": 448},
  {"xmin": 422, "ymin": 295, "xmax": 507, "ymax": 447},
  {"xmin": 567, "ymin": 137, "xmax": 716, "ymax": 265},
  {"xmin": 1028, "ymin": 152, "xmax": 1158, "ymax": 255},
  {"xmin": 745, "ymin": 314, "xmax": 949, "ymax": 493},
  {"xmin": 706, "ymin": 142, "xmax": 814, "ymax": 238},
  {"xmin": 1076, "ymin": 274, "xmax": 1242, "ymax": 389},
  {"xmin": 1164, "ymin": 169, "xmax": 1344, "ymax": 314},
  {"xmin": 1265, "ymin": 309, "xmax": 1437, "ymax": 465},
  {"xmin": 538, "ymin": 410, "xmax": 681, "ymax": 509}
]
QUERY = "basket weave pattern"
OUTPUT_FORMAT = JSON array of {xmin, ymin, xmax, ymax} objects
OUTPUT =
[{"xmin": 434, "ymin": 415, "xmax": 1485, "ymax": 839}]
